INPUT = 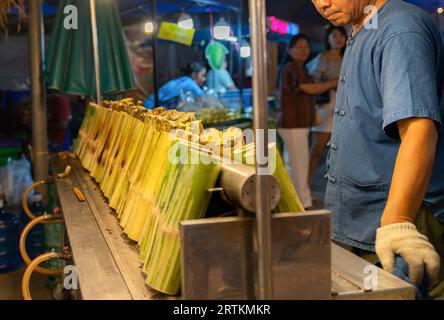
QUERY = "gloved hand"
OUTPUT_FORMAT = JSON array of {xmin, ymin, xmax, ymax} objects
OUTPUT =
[{"xmin": 376, "ymin": 222, "xmax": 440, "ymax": 286}]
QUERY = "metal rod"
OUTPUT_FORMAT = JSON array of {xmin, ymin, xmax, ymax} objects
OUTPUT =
[
  {"xmin": 149, "ymin": 0, "xmax": 159, "ymax": 108},
  {"xmin": 229, "ymin": 41, "xmax": 234, "ymax": 76},
  {"xmin": 183, "ymin": 0, "xmax": 241, "ymax": 13},
  {"xmin": 237, "ymin": 6, "xmax": 243, "ymax": 114},
  {"xmin": 228, "ymin": 12, "xmax": 234, "ymax": 76},
  {"xmin": 27, "ymin": 0, "xmax": 48, "ymax": 203},
  {"xmin": 90, "ymin": 0, "xmax": 102, "ymax": 104},
  {"xmin": 248, "ymin": 0, "xmax": 273, "ymax": 299},
  {"xmin": 120, "ymin": 4, "xmax": 145, "ymax": 16}
]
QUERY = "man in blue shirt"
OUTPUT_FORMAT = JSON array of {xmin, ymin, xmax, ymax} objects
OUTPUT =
[{"xmin": 311, "ymin": 0, "xmax": 444, "ymax": 297}]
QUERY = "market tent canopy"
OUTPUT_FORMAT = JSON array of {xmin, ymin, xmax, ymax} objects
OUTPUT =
[
  {"xmin": 34, "ymin": 0, "xmax": 241, "ymax": 18},
  {"xmin": 45, "ymin": 0, "xmax": 135, "ymax": 96},
  {"xmin": 119, "ymin": 0, "xmax": 241, "ymax": 15},
  {"xmin": 10, "ymin": 0, "xmax": 439, "ymax": 17}
]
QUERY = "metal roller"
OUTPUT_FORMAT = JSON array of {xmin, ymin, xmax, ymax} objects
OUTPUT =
[{"xmin": 219, "ymin": 163, "xmax": 281, "ymax": 213}]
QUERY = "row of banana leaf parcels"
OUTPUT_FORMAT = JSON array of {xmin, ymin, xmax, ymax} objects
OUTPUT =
[{"xmin": 74, "ymin": 99, "xmax": 304, "ymax": 295}]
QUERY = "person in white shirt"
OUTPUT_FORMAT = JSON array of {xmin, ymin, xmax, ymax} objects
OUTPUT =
[{"xmin": 206, "ymin": 59, "xmax": 237, "ymax": 93}]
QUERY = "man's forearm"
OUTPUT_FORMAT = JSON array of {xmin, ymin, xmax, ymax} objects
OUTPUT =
[{"xmin": 381, "ymin": 118, "xmax": 438, "ymax": 226}]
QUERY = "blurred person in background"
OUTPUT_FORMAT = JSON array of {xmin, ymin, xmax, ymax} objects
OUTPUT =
[
  {"xmin": 277, "ymin": 34, "xmax": 338, "ymax": 209},
  {"xmin": 143, "ymin": 62, "xmax": 206, "ymax": 109},
  {"xmin": 46, "ymin": 92, "xmax": 71, "ymax": 152},
  {"xmin": 66, "ymin": 95, "xmax": 86, "ymax": 148},
  {"xmin": 206, "ymin": 58, "xmax": 237, "ymax": 93}
]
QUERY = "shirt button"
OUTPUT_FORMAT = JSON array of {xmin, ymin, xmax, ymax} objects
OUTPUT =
[
  {"xmin": 324, "ymin": 174, "xmax": 337, "ymax": 184},
  {"xmin": 330, "ymin": 143, "xmax": 338, "ymax": 150},
  {"xmin": 347, "ymin": 39, "xmax": 355, "ymax": 46},
  {"xmin": 340, "ymin": 75, "xmax": 346, "ymax": 83}
]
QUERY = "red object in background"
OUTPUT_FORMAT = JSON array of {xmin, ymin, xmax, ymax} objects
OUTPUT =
[
  {"xmin": 269, "ymin": 16, "xmax": 288, "ymax": 34},
  {"xmin": 46, "ymin": 95, "xmax": 71, "ymax": 146}
]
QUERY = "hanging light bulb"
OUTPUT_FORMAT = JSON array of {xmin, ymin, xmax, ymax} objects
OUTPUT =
[
  {"xmin": 438, "ymin": 7, "xmax": 444, "ymax": 14},
  {"xmin": 144, "ymin": 21, "xmax": 154, "ymax": 34},
  {"xmin": 213, "ymin": 17, "xmax": 231, "ymax": 40},
  {"xmin": 178, "ymin": 12, "xmax": 194, "ymax": 30},
  {"xmin": 240, "ymin": 40, "xmax": 251, "ymax": 58}
]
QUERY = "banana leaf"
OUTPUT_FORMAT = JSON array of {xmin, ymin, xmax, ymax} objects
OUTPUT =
[{"xmin": 141, "ymin": 143, "xmax": 221, "ymax": 295}]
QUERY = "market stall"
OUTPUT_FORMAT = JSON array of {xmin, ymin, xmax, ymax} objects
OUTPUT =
[
  {"xmin": 119, "ymin": 0, "xmax": 251, "ymax": 127},
  {"xmin": 12, "ymin": 0, "xmax": 417, "ymax": 301},
  {"xmin": 50, "ymin": 154, "xmax": 414, "ymax": 300},
  {"xmin": 47, "ymin": 100, "xmax": 414, "ymax": 300}
]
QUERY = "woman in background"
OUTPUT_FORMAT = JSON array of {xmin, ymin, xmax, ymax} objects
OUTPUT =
[
  {"xmin": 307, "ymin": 25, "xmax": 347, "ymax": 187},
  {"xmin": 143, "ymin": 62, "xmax": 206, "ymax": 109},
  {"xmin": 277, "ymin": 34, "xmax": 337, "ymax": 209}
]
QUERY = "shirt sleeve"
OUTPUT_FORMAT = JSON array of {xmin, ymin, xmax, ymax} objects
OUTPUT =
[
  {"xmin": 379, "ymin": 31, "xmax": 442, "ymax": 139},
  {"xmin": 185, "ymin": 78, "xmax": 204, "ymax": 97},
  {"xmin": 143, "ymin": 95, "xmax": 155, "ymax": 109},
  {"xmin": 205, "ymin": 70, "xmax": 215, "ymax": 89},
  {"xmin": 220, "ymin": 70, "xmax": 235, "ymax": 88}
]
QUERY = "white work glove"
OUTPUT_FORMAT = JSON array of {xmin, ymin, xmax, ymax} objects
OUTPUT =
[{"xmin": 375, "ymin": 222, "xmax": 440, "ymax": 286}]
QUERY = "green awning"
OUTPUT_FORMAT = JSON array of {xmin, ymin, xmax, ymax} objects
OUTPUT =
[{"xmin": 45, "ymin": 0, "xmax": 135, "ymax": 97}]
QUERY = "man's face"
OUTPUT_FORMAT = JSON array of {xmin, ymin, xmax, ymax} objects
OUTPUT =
[{"xmin": 311, "ymin": 0, "xmax": 370, "ymax": 26}]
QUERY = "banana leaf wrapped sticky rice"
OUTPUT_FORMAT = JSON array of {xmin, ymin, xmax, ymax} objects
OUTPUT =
[{"xmin": 74, "ymin": 98, "xmax": 305, "ymax": 296}]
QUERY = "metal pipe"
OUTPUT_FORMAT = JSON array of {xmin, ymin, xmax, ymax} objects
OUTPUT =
[
  {"xmin": 149, "ymin": 0, "xmax": 159, "ymax": 108},
  {"xmin": 183, "ymin": 0, "xmax": 241, "ymax": 12},
  {"xmin": 90, "ymin": 0, "xmax": 102, "ymax": 104},
  {"xmin": 22, "ymin": 252, "xmax": 68, "ymax": 300},
  {"xmin": 248, "ymin": 0, "xmax": 273, "ymax": 299},
  {"xmin": 120, "ymin": 3, "xmax": 145, "ymax": 16},
  {"xmin": 237, "ymin": 7, "xmax": 243, "ymax": 115},
  {"xmin": 219, "ymin": 163, "xmax": 281, "ymax": 213},
  {"xmin": 19, "ymin": 214, "xmax": 64, "ymax": 275},
  {"xmin": 22, "ymin": 180, "xmax": 46, "ymax": 220},
  {"xmin": 27, "ymin": 0, "xmax": 48, "ymax": 204}
]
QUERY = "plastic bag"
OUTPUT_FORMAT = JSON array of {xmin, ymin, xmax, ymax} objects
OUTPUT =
[{"xmin": 177, "ymin": 90, "xmax": 197, "ymax": 112}]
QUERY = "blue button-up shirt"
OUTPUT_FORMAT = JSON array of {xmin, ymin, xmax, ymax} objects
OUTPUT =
[{"xmin": 325, "ymin": 0, "xmax": 444, "ymax": 251}]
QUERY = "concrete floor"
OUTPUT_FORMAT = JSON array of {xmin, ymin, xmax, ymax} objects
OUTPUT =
[{"xmin": 0, "ymin": 266, "xmax": 53, "ymax": 300}]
